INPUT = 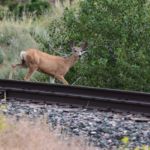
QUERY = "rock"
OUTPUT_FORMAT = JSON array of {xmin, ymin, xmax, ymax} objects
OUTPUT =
[{"xmin": 2, "ymin": 100, "xmax": 150, "ymax": 149}]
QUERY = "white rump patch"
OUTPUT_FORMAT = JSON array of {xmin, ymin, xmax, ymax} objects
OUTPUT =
[{"xmin": 20, "ymin": 51, "xmax": 26, "ymax": 60}]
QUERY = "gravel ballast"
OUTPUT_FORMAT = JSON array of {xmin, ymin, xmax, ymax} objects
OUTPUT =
[{"xmin": 0, "ymin": 100, "xmax": 150, "ymax": 149}]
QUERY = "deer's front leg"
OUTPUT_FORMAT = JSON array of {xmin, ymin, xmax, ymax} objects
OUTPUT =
[
  {"xmin": 55, "ymin": 75, "xmax": 69, "ymax": 85},
  {"xmin": 24, "ymin": 66, "xmax": 37, "ymax": 81}
]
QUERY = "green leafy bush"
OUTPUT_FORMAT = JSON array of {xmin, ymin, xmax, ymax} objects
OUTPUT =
[
  {"xmin": 63, "ymin": 0, "xmax": 150, "ymax": 91},
  {"xmin": 8, "ymin": 0, "xmax": 51, "ymax": 17},
  {"xmin": 0, "ymin": 5, "xmax": 9, "ymax": 20},
  {"xmin": 0, "ymin": 48, "xmax": 4, "ymax": 64}
]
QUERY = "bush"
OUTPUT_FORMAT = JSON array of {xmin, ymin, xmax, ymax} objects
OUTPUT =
[
  {"xmin": 0, "ymin": 48, "xmax": 4, "ymax": 64},
  {"xmin": 0, "ymin": 5, "xmax": 9, "ymax": 20},
  {"xmin": 8, "ymin": 0, "xmax": 51, "ymax": 17},
  {"xmin": 63, "ymin": 0, "xmax": 150, "ymax": 91}
]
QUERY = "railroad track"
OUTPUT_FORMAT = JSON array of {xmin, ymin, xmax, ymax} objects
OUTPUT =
[{"xmin": 0, "ymin": 79, "xmax": 150, "ymax": 115}]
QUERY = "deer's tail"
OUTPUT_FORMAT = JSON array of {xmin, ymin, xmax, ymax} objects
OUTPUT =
[{"xmin": 20, "ymin": 51, "xmax": 27, "ymax": 61}]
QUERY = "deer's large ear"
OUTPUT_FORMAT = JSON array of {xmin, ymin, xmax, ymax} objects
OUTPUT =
[{"xmin": 81, "ymin": 41, "xmax": 88, "ymax": 51}]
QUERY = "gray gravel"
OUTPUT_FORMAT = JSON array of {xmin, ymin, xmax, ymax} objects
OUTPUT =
[{"xmin": 0, "ymin": 100, "xmax": 150, "ymax": 149}]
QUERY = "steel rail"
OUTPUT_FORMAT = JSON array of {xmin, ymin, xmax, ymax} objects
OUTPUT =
[{"xmin": 0, "ymin": 79, "xmax": 150, "ymax": 114}]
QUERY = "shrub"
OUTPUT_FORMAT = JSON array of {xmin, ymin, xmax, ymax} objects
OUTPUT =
[
  {"xmin": 63, "ymin": 0, "xmax": 150, "ymax": 91},
  {"xmin": 0, "ymin": 5, "xmax": 9, "ymax": 20},
  {"xmin": 0, "ymin": 48, "xmax": 4, "ymax": 64},
  {"xmin": 8, "ymin": 0, "xmax": 51, "ymax": 17}
]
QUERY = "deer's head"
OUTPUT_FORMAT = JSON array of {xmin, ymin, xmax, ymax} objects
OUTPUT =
[{"xmin": 70, "ymin": 41, "xmax": 88, "ymax": 57}]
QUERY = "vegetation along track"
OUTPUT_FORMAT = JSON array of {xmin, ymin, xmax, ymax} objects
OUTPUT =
[{"xmin": 0, "ymin": 79, "xmax": 150, "ymax": 115}]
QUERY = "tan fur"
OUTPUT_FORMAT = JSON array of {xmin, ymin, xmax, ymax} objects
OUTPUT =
[{"xmin": 11, "ymin": 42, "xmax": 87, "ymax": 85}]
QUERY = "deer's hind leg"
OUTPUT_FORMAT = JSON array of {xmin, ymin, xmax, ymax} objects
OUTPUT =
[
  {"xmin": 9, "ymin": 61, "xmax": 25, "ymax": 79},
  {"xmin": 12, "ymin": 59, "xmax": 26, "ymax": 69}
]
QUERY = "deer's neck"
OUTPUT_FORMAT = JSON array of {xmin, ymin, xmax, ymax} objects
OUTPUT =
[{"xmin": 65, "ymin": 54, "xmax": 79, "ymax": 68}]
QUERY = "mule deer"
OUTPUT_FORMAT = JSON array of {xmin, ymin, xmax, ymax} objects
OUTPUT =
[{"xmin": 10, "ymin": 42, "xmax": 88, "ymax": 85}]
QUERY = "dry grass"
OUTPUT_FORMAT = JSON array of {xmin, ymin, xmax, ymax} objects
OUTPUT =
[{"xmin": 0, "ymin": 117, "xmax": 98, "ymax": 150}]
